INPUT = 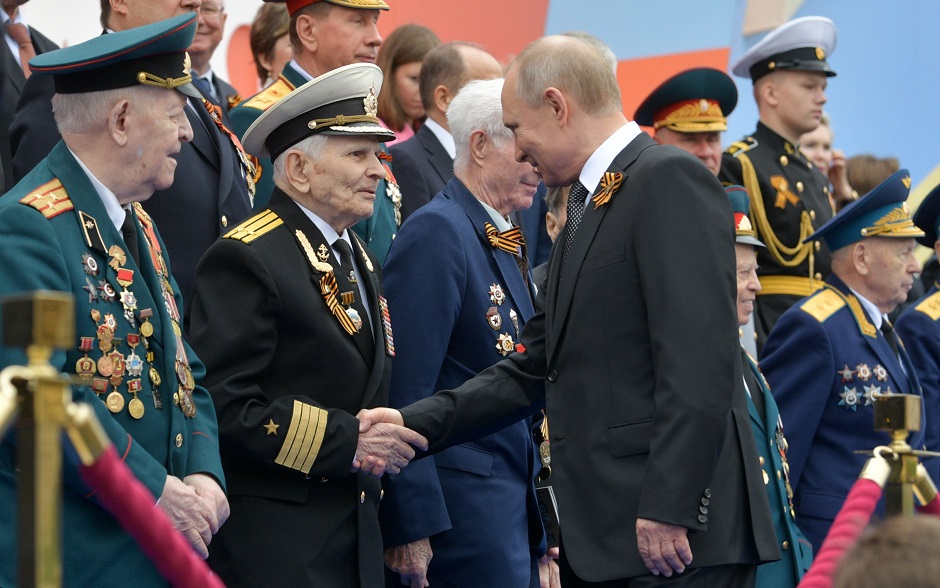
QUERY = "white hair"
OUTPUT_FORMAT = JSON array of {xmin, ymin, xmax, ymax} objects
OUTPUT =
[
  {"xmin": 272, "ymin": 133, "xmax": 330, "ymax": 182},
  {"xmin": 51, "ymin": 85, "xmax": 161, "ymax": 135},
  {"xmin": 447, "ymin": 78, "xmax": 511, "ymax": 173}
]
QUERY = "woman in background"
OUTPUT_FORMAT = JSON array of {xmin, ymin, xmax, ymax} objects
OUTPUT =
[
  {"xmin": 800, "ymin": 113, "xmax": 855, "ymax": 210},
  {"xmin": 376, "ymin": 23, "xmax": 441, "ymax": 147},
  {"xmin": 249, "ymin": 3, "xmax": 292, "ymax": 90}
]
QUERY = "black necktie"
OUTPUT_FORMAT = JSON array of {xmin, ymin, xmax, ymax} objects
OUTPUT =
[
  {"xmin": 561, "ymin": 180, "xmax": 589, "ymax": 275},
  {"xmin": 121, "ymin": 208, "xmax": 140, "ymax": 266},
  {"xmin": 882, "ymin": 319, "xmax": 900, "ymax": 358},
  {"xmin": 333, "ymin": 239, "xmax": 374, "ymax": 362},
  {"xmin": 741, "ymin": 348, "xmax": 766, "ymax": 421}
]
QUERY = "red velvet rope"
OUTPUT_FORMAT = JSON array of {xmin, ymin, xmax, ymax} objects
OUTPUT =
[
  {"xmin": 77, "ymin": 446, "xmax": 225, "ymax": 588},
  {"xmin": 798, "ymin": 478, "xmax": 883, "ymax": 588},
  {"xmin": 917, "ymin": 494, "xmax": 940, "ymax": 516}
]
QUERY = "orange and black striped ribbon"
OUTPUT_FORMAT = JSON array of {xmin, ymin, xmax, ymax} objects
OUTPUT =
[
  {"xmin": 320, "ymin": 273, "xmax": 357, "ymax": 336},
  {"xmin": 591, "ymin": 172, "xmax": 623, "ymax": 209},
  {"xmin": 484, "ymin": 222, "xmax": 526, "ymax": 255}
]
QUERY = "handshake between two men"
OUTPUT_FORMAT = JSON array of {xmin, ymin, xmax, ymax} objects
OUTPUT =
[{"xmin": 353, "ymin": 407, "xmax": 426, "ymax": 476}]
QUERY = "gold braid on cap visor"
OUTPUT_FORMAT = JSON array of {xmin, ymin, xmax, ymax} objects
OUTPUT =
[
  {"xmin": 859, "ymin": 207, "xmax": 925, "ymax": 238},
  {"xmin": 136, "ymin": 70, "xmax": 192, "ymax": 90},
  {"xmin": 307, "ymin": 114, "xmax": 381, "ymax": 130}
]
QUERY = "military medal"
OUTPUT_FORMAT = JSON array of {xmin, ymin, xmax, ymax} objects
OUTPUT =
[
  {"xmin": 486, "ymin": 307, "xmax": 502, "ymax": 330},
  {"xmin": 873, "ymin": 364, "xmax": 887, "ymax": 382},
  {"xmin": 106, "ymin": 390, "xmax": 125, "ymax": 413},
  {"xmin": 378, "ymin": 296, "xmax": 395, "ymax": 357},
  {"xmin": 496, "ymin": 333, "xmax": 515, "ymax": 357},
  {"xmin": 91, "ymin": 377, "xmax": 109, "ymax": 398},
  {"xmin": 138, "ymin": 308, "xmax": 155, "ymax": 338},
  {"xmin": 116, "ymin": 268, "xmax": 138, "ymax": 327},
  {"xmin": 839, "ymin": 386, "xmax": 859, "ymax": 411},
  {"xmin": 127, "ymin": 378, "xmax": 144, "ymax": 419},
  {"xmin": 855, "ymin": 363, "xmax": 871, "ymax": 382},
  {"xmin": 863, "ymin": 384, "xmax": 881, "ymax": 406},
  {"xmin": 96, "ymin": 323, "xmax": 114, "ymax": 353},
  {"xmin": 837, "ymin": 364, "xmax": 855, "ymax": 382},
  {"xmin": 82, "ymin": 252, "xmax": 99, "ymax": 276},
  {"xmin": 489, "ymin": 283, "xmax": 505, "ymax": 306},
  {"xmin": 75, "ymin": 337, "xmax": 96, "ymax": 382},
  {"xmin": 125, "ymin": 334, "xmax": 144, "ymax": 377},
  {"xmin": 108, "ymin": 245, "xmax": 126, "ymax": 270},
  {"xmin": 148, "ymin": 351, "xmax": 163, "ymax": 410},
  {"xmin": 97, "ymin": 280, "xmax": 116, "ymax": 303},
  {"xmin": 83, "ymin": 277, "xmax": 98, "ymax": 303}
]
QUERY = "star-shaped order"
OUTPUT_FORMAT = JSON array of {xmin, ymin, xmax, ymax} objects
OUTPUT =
[
  {"xmin": 263, "ymin": 419, "xmax": 279, "ymax": 436},
  {"xmin": 863, "ymin": 384, "xmax": 881, "ymax": 406},
  {"xmin": 837, "ymin": 364, "xmax": 855, "ymax": 382},
  {"xmin": 839, "ymin": 387, "xmax": 859, "ymax": 411}
]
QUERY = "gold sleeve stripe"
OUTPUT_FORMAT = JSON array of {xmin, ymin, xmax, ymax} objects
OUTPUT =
[
  {"xmin": 915, "ymin": 291, "xmax": 940, "ymax": 321},
  {"xmin": 224, "ymin": 210, "xmax": 282, "ymax": 243},
  {"xmin": 799, "ymin": 288, "xmax": 845, "ymax": 323},
  {"xmin": 275, "ymin": 400, "xmax": 328, "ymax": 474}
]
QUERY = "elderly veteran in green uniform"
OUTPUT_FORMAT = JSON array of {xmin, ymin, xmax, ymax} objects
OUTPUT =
[
  {"xmin": 634, "ymin": 67, "xmax": 737, "ymax": 177},
  {"xmin": 726, "ymin": 185, "xmax": 813, "ymax": 587},
  {"xmin": 189, "ymin": 63, "xmax": 428, "ymax": 587},
  {"xmin": 0, "ymin": 14, "xmax": 228, "ymax": 587},
  {"xmin": 230, "ymin": 0, "xmax": 403, "ymax": 264},
  {"xmin": 720, "ymin": 16, "xmax": 841, "ymax": 350}
]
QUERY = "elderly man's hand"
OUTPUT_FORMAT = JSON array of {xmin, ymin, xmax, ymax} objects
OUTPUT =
[
  {"xmin": 538, "ymin": 546, "xmax": 560, "ymax": 588},
  {"xmin": 357, "ymin": 407, "xmax": 405, "ymax": 431},
  {"xmin": 636, "ymin": 518, "xmax": 692, "ymax": 577},
  {"xmin": 159, "ymin": 475, "xmax": 215, "ymax": 558},
  {"xmin": 385, "ymin": 537, "xmax": 433, "ymax": 587},
  {"xmin": 184, "ymin": 473, "xmax": 230, "ymax": 534},
  {"xmin": 353, "ymin": 422, "xmax": 428, "ymax": 476}
]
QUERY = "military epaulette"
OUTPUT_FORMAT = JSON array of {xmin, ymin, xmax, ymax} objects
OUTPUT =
[
  {"xmin": 223, "ymin": 210, "xmax": 282, "ymax": 243},
  {"xmin": 799, "ymin": 287, "xmax": 845, "ymax": 323},
  {"xmin": 727, "ymin": 137, "xmax": 758, "ymax": 157},
  {"xmin": 241, "ymin": 77, "xmax": 295, "ymax": 112},
  {"xmin": 915, "ymin": 290, "xmax": 940, "ymax": 321},
  {"xmin": 18, "ymin": 179, "xmax": 73, "ymax": 219}
]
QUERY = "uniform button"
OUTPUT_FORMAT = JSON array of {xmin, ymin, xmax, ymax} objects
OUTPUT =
[
  {"xmin": 175, "ymin": 433, "xmax": 183, "ymax": 448},
  {"xmin": 759, "ymin": 456, "xmax": 765, "ymax": 466},
  {"xmin": 815, "ymin": 273, "xmax": 823, "ymax": 280},
  {"xmin": 380, "ymin": 489, "xmax": 385, "ymax": 500},
  {"xmin": 815, "ymin": 241, "xmax": 821, "ymax": 251},
  {"xmin": 779, "ymin": 155, "xmax": 789, "ymax": 166},
  {"xmin": 782, "ymin": 541, "xmax": 790, "ymax": 551},
  {"xmin": 697, "ymin": 514, "xmax": 708, "ymax": 523},
  {"xmin": 546, "ymin": 370, "xmax": 558, "ymax": 382},
  {"xmin": 809, "ymin": 210, "xmax": 817, "ymax": 221},
  {"xmin": 703, "ymin": 488, "xmax": 712, "ymax": 498},
  {"xmin": 700, "ymin": 497, "xmax": 710, "ymax": 506},
  {"xmin": 796, "ymin": 181, "xmax": 804, "ymax": 193},
  {"xmin": 221, "ymin": 215, "xmax": 228, "ymax": 227},
  {"xmin": 320, "ymin": 477, "xmax": 329, "ymax": 483},
  {"xmin": 777, "ymin": 469, "xmax": 782, "ymax": 479},
  {"xmin": 699, "ymin": 506, "xmax": 708, "ymax": 514},
  {"xmin": 360, "ymin": 491, "xmax": 366, "ymax": 504}
]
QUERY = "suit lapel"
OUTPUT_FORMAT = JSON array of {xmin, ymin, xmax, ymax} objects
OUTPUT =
[
  {"xmin": 452, "ymin": 180, "xmax": 536, "ymax": 321},
  {"xmin": 419, "ymin": 126, "xmax": 454, "ymax": 186},
  {"xmin": 742, "ymin": 350, "xmax": 769, "ymax": 434},
  {"xmin": 549, "ymin": 134, "xmax": 654, "ymax": 349},
  {"xmin": 3, "ymin": 40, "xmax": 24, "ymax": 92}
]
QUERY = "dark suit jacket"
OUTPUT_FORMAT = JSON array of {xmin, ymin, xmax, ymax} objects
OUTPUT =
[
  {"xmin": 211, "ymin": 74, "xmax": 241, "ymax": 111},
  {"xmin": 190, "ymin": 189, "xmax": 392, "ymax": 587},
  {"xmin": 0, "ymin": 24, "xmax": 57, "ymax": 192},
  {"xmin": 381, "ymin": 178, "xmax": 543, "ymax": 587},
  {"xmin": 389, "ymin": 124, "xmax": 453, "ymax": 222},
  {"xmin": 399, "ymin": 133, "xmax": 778, "ymax": 582},
  {"xmin": 761, "ymin": 274, "xmax": 932, "ymax": 552},
  {"xmin": 10, "ymin": 56, "xmax": 253, "ymax": 321}
]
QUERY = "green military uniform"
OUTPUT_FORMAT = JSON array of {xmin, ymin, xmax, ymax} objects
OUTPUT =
[
  {"xmin": 230, "ymin": 62, "xmax": 402, "ymax": 263},
  {"xmin": 0, "ymin": 141, "xmax": 224, "ymax": 587},
  {"xmin": 720, "ymin": 122, "xmax": 834, "ymax": 344}
]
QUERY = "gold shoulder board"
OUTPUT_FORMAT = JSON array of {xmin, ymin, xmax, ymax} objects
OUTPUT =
[
  {"xmin": 19, "ymin": 179, "xmax": 73, "ymax": 219},
  {"xmin": 224, "ymin": 210, "xmax": 282, "ymax": 244},
  {"xmin": 242, "ymin": 78, "xmax": 296, "ymax": 112},
  {"xmin": 915, "ymin": 291, "xmax": 940, "ymax": 321},
  {"xmin": 799, "ymin": 288, "xmax": 845, "ymax": 323}
]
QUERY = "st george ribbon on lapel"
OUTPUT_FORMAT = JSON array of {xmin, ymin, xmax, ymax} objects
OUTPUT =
[
  {"xmin": 561, "ymin": 180, "xmax": 589, "ymax": 276},
  {"xmin": 121, "ymin": 208, "xmax": 140, "ymax": 266}
]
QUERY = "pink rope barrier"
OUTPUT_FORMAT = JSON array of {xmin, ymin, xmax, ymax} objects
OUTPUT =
[
  {"xmin": 77, "ymin": 445, "xmax": 225, "ymax": 588},
  {"xmin": 797, "ymin": 477, "xmax": 882, "ymax": 588},
  {"xmin": 917, "ymin": 495, "xmax": 940, "ymax": 516}
]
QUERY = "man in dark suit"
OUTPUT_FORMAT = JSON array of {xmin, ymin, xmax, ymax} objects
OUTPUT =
[
  {"xmin": 8, "ymin": 0, "xmax": 253, "ymax": 323},
  {"xmin": 189, "ymin": 63, "xmax": 427, "ymax": 587},
  {"xmin": 381, "ymin": 78, "xmax": 550, "ymax": 588},
  {"xmin": 360, "ymin": 35, "xmax": 778, "ymax": 586},
  {"xmin": 762, "ymin": 170, "xmax": 939, "ymax": 553},
  {"xmin": 188, "ymin": 0, "xmax": 241, "ymax": 110},
  {"xmin": 391, "ymin": 42, "xmax": 502, "ymax": 222},
  {"xmin": 0, "ymin": 0, "xmax": 56, "ymax": 192}
]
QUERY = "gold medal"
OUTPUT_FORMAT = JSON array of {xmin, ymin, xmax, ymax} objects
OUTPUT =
[
  {"xmin": 539, "ymin": 440, "xmax": 551, "ymax": 466},
  {"xmin": 97, "ymin": 355, "xmax": 114, "ymax": 377},
  {"xmin": 128, "ymin": 397, "xmax": 145, "ymax": 419},
  {"xmin": 106, "ymin": 391, "xmax": 125, "ymax": 413}
]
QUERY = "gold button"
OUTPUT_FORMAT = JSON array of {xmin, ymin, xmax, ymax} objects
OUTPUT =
[
  {"xmin": 777, "ymin": 469, "xmax": 782, "ymax": 479},
  {"xmin": 380, "ymin": 489, "xmax": 385, "ymax": 500},
  {"xmin": 779, "ymin": 155, "xmax": 789, "ymax": 166},
  {"xmin": 360, "ymin": 491, "xmax": 366, "ymax": 504},
  {"xmin": 759, "ymin": 456, "xmax": 765, "ymax": 466},
  {"xmin": 815, "ymin": 241, "xmax": 821, "ymax": 251},
  {"xmin": 175, "ymin": 433, "xmax": 183, "ymax": 448},
  {"xmin": 809, "ymin": 210, "xmax": 816, "ymax": 221},
  {"xmin": 796, "ymin": 181, "xmax": 804, "ymax": 193},
  {"xmin": 815, "ymin": 273, "xmax": 823, "ymax": 280},
  {"xmin": 763, "ymin": 470, "xmax": 770, "ymax": 485},
  {"xmin": 221, "ymin": 215, "xmax": 228, "ymax": 227},
  {"xmin": 782, "ymin": 541, "xmax": 790, "ymax": 551}
]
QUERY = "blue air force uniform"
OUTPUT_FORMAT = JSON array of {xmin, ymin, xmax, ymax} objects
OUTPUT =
[
  {"xmin": 760, "ymin": 170, "xmax": 936, "ymax": 553},
  {"xmin": 0, "ymin": 16, "xmax": 223, "ymax": 586}
]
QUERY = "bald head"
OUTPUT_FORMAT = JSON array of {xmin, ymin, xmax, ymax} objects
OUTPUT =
[{"xmin": 419, "ymin": 42, "xmax": 503, "ymax": 126}]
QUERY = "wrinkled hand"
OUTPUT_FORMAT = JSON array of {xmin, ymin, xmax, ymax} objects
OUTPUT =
[
  {"xmin": 159, "ymin": 475, "xmax": 215, "ymax": 558},
  {"xmin": 829, "ymin": 148, "xmax": 855, "ymax": 207},
  {"xmin": 354, "ymin": 422, "xmax": 428, "ymax": 476},
  {"xmin": 184, "ymin": 473, "xmax": 230, "ymax": 534},
  {"xmin": 538, "ymin": 546, "xmax": 560, "ymax": 588},
  {"xmin": 357, "ymin": 407, "xmax": 405, "ymax": 431},
  {"xmin": 385, "ymin": 537, "xmax": 433, "ymax": 587},
  {"xmin": 636, "ymin": 518, "xmax": 692, "ymax": 577}
]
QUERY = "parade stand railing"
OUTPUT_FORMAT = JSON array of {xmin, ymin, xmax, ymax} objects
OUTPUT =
[
  {"xmin": 798, "ymin": 393, "xmax": 940, "ymax": 588},
  {"xmin": 0, "ymin": 292, "xmax": 224, "ymax": 588}
]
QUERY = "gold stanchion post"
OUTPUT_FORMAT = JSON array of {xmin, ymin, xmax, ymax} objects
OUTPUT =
[{"xmin": 873, "ymin": 393, "xmax": 923, "ymax": 517}]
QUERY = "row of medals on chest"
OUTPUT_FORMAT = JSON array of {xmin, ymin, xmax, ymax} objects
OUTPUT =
[{"xmin": 76, "ymin": 245, "xmax": 193, "ymax": 419}]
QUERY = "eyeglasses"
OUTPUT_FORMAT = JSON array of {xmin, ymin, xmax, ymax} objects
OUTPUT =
[{"xmin": 201, "ymin": 4, "xmax": 225, "ymax": 17}]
